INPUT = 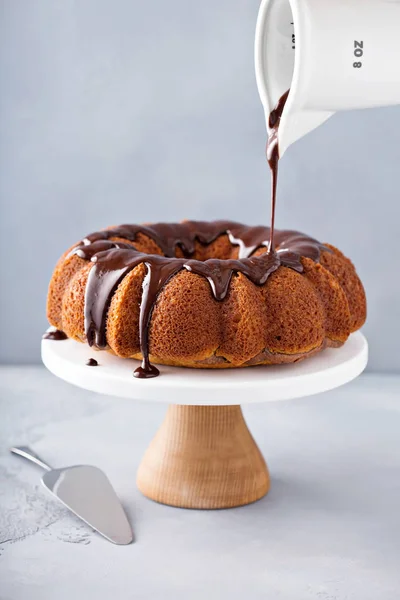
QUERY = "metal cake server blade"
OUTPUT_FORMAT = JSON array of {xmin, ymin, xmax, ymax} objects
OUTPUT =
[{"xmin": 10, "ymin": 446, "xmax": 133, "ymax": 545}]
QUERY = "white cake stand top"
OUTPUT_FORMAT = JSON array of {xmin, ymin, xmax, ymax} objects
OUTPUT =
[{"xmin": 41, "ymin": 332, "xmax": 368, "ymax": 405}]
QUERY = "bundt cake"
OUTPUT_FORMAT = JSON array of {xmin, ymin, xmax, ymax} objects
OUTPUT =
[{"xmin": 46, "ymin": 221, "xmax": 366, "ymax": 378}]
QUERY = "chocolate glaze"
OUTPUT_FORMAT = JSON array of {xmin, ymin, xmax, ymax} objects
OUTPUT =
[
  {"xmin": 86, "ymin": 358, "xmax": 98, "ymax": 366},
  {"xmin": 42, "ymin": 329, "xmax": 68, "ymax": 341},
  {"xmin": 76, "ymin": 221, "xmax": 280, "ymax": 261},
  {"xmin": 72, "ymin": 222, "xmax": 328, "ymax": 378}
]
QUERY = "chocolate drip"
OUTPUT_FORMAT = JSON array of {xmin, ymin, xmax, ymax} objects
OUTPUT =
[
  {"xmin": 267, "ymin": 90, "xmax": 290, "ymax": 251},
  {"xmin": 75, "ymin": 223, "xmax": 327, "ymax": 377},
  {"xmin": 134, "ymin": 363, "xmax": 160, "ymax": 379},
  {"xmin": 42, "ymin": 329, "xmax": 67, "ymax": 341},
  {"xmin": 86, "ymin": 358, "xmax": 98, "ymax": 367}
]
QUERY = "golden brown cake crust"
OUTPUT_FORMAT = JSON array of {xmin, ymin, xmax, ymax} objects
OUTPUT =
[{"xmin": 46, "ymin": 221, "xmax": 366, "ymax": 371}]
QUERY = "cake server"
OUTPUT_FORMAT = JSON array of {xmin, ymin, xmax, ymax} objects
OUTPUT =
[{"xmin": 10, "ymin": 446, "xmax": 133, "ymax": 545}]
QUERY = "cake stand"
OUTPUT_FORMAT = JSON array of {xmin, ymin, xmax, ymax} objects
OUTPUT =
[{"xmin": 42, "ymin": 332, "xmax": 368, "ymax": 510}]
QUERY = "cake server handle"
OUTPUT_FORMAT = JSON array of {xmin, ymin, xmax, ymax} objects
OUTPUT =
[{"xmin": 10, "ymin": 446, "xmax": 52, "ymax": 471}]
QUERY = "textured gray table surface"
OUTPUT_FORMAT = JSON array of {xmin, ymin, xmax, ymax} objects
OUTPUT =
[{"xmin": 1, "ymin": 367, "xmax": 399, "ymax": 600}]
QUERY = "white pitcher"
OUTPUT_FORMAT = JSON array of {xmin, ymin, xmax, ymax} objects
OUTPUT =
[{"xmin": 255, "ymin": 0, "xmax": 400, "ymax": 157}]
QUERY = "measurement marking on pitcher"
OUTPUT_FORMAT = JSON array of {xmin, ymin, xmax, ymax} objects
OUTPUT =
[
  {"xmin": 291, "ymin": 22, "xmax": 295, "ymax": 50},
  {"xmin": 353, "ymin": 40, "xmax": 364, "ymax": 68}
]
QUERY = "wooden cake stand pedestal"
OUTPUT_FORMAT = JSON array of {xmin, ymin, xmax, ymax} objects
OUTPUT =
[{"xmin": 42, "ymin": 332, "xmax": 368, "ymax": 510}]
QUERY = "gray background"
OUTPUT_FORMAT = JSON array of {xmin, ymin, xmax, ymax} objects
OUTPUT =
[{"xmin": 0, "ymin": 0, "xmax": 399, "ymax": 370}]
